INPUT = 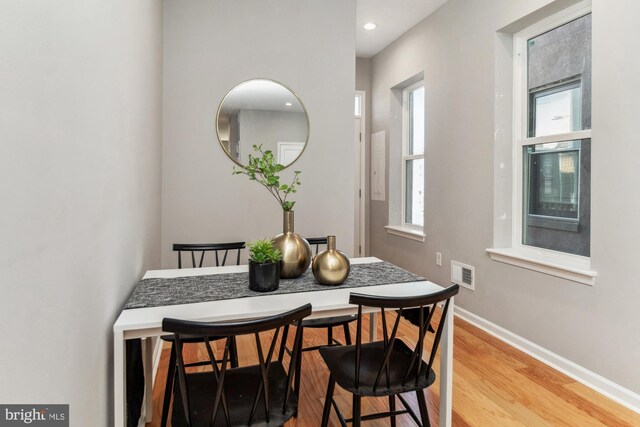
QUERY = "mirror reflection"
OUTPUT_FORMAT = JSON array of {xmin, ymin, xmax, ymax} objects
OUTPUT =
[{"xmin": 216, "ymin": 79, "xmax": 309, "ymax": 167}]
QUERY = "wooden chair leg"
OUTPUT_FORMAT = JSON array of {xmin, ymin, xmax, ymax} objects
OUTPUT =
[
  {"xmin": 160, "ymin": 344, "xmax": 177, "ymax": 427},
  {"xmin": 352, "ymin": 395, "xmax": 362, "ymax": 427},
  {"xmin": 321, "ymin": 375, "xmax": 336, "ymax": 427},
  {"xmin": 389, "ymin": 395, "xmax": 397, "ymax": 427},
  {"xmin": 416, "ymin": 390, "xmax": 431, "ymax": 427},
  {"xmin": 343, "ymin": 323, "xmax": 352, "ymax": 345}
]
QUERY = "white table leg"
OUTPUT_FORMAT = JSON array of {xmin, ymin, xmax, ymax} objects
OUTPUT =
[
  {"xmin": 439, "ymin": 297, "xmax": 454, "ymax": 427},
  {"xmin": 143, "ymin": 337, "xmax": 154, "ymax": 422},
  {"xmin": 114, "ymin": 331, "xmax": 126, "ymax": 427},
  {"xmin": 368, "ymin": 311, "xmax": 377, "ymax": 341}
]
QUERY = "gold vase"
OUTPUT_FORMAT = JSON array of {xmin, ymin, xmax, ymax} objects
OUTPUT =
[
  {"xmin": 312, "ymin": 235, "xmax": 350, "ymax": 285},
  {"xmin": 272, "ymin": 211, "xmax": 312, "ymax": 279}
]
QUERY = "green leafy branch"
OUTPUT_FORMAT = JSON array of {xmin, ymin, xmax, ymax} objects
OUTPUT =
[{"xmin": 232, "ymin": 144, "xmax": 302, "ymax": 211}]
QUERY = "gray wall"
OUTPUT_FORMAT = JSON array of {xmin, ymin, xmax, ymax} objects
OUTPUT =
[
  {"xmin": 238, "ymin": 109, "xmax": 307, "ymax": 164},
  {"xmin": 368, "ymin": 0, "xmax": 640, "ymax": 392},
  {"xmin": 0, "ymin": 0, "xmax": 163, "ymax": 425},
  {"xmin": 162, "ymin": 0, "xmax": 356, "ymax": 267}
]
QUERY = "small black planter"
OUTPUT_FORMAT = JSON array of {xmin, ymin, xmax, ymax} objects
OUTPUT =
[{"xmin": 248, "ymin": 261, "xmax": 280, "ymax": 292}]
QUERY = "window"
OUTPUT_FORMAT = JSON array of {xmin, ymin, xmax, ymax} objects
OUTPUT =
[
  {"xmin": 488, "ymin": 2, "xmax": 596, "ymax": 285},
  {"xmin": 517, "ymin": 10, "xmax": 591, "ymax": 257},
  {"xmin": 385, "ymin": 75, "xmax": 425, "ymax": 242},
  {"xmin": 402, "ymin": 81, "xmax": 425, "ymax": 228}
]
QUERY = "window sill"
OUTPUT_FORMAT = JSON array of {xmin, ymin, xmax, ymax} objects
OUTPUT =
[
  {"xmin": 385, "ymin": 225, "xmax": 425, "ymax": 242},
  {"xmin": 486, "ymin": 247, "xmax": 596, "ymax": 286}
]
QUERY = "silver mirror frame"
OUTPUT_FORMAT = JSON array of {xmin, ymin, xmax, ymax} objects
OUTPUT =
[{"xmin": 215, "ymin": 78, "xmax": 310, "ymax": 169}]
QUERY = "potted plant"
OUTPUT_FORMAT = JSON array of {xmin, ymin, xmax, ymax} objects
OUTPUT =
[
  {"xmin": 247, "ymin": 239, "xmax": 283, "ymax": 292},
  {"xmin": 233, "ymin": 145, "xmax": 312, "ymax": 278}
]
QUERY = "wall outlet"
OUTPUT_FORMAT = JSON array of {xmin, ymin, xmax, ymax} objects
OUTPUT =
[
  {"xmin": 451, "ymin": 260, "xmax": 475, "ymax": 291},
  {"xmin": 436, "ymin": 252, "xmax": 442, "ymax": 266}
]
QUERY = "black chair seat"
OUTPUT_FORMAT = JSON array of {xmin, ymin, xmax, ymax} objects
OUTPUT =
[
  {"xmin": 319, "ymin": 340, "xmax": 435, "ymax": 397},
  {"xmin": 171, "ymin": 363, "xmax": 296, "ymax": 427},
  {"xmin": 300, "ymin": 314, "xmax": 355, "ymax": 329}
]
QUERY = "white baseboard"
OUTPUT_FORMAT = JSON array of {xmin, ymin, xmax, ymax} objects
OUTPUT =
[{"xmin": 454, "ymin": 306, "xmax": 640, "ymax": 415}]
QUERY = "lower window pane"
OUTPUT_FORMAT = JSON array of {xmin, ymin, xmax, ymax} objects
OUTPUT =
[
  {"xmin": 527, "ymin": 143, "xmax": 579, "ymax": 218},
  {"xmin": 405, "ymin": 158, "xmax": 424, "ymax": 226},
  {"xmin": 523, "ymin": 139, "xmax": 590, "ymax": 256}
]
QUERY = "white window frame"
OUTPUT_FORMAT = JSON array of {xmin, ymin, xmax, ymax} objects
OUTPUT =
[
  {"xmin": 487, "ymin": 1, "xmax": 597, "ymax": 285},
  {"xmin": 355, "ymin": 93, "xmax": 363, "ymax": 117},
  {"xmin": 401, "ymin": 80, "xmax": 425, "ymax": 230}
]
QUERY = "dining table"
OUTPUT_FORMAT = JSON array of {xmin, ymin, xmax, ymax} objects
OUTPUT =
[{"xmin": 113, "ymin": 257, "xmax": 455, "ymax": 427}]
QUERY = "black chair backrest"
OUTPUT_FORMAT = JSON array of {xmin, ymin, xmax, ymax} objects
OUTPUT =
[
  {"xmin": 349, "ymin": 284, "xmax": 459, "ymax": 392},
  {"xmin": 305, "ymin": 237, "xmax": 327, "ymax": 255},
  {"xmin": 173, "ymin": 242, "xmax": 245, "ymax": 269},
  {"xmin": 162, "ymin": 303, "xmax": 312, "ymax": 426}
]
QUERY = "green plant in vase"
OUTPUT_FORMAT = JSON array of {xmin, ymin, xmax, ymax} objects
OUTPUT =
[
  {"xmin": 247, "ymin": 239, "xmax": 282, "ymax": 292},
  {"xmin": 232, "ymin": 144, "xmax": 301, "ymax": 211},
  {"xmin": 233, "ymin": 144, "xmax": 312, "ymax": 279}
]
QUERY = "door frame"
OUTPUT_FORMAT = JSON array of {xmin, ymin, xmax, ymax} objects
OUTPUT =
[{"xmin": 355, "ymin": 90, "xmax": 367, "ymax": 256}]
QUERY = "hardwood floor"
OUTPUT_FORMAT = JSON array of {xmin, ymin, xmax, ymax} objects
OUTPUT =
[{"xmin": 146, "ymin": 313, "xmax": 640, "ymax": 426}]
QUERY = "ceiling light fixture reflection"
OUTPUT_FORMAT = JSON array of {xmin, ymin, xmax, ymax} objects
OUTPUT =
[
  {"xmin": 363, "ymin": 23, "xmax": 377, "ymax": 31},
  {"xmin": 285, "ymin": 102, "xmax": 293, "ymax": 107}
]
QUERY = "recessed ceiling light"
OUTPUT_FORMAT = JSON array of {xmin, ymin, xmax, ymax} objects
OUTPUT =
[
  {"xmin": 363, "ymin": 22, "xmax": 377, "ymax": 31},
  {"xmin": 285, "ymin": 102, "xmax": 293, "ymax": 107}
]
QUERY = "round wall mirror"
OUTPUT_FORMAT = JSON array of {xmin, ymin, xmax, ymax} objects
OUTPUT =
[{"xmin": 216, "ymin": 79, "xmax": 310, "ymax": 168}]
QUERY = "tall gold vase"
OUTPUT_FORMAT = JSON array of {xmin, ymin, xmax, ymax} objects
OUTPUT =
[{"xmin": 272, "ymin": 211, "xmax": 312, "ymax": 279}]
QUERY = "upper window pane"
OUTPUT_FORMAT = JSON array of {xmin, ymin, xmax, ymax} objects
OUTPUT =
[
  {"xmin": 527, "ymin": 13, "xmax": 591, "ymax": 137},
  {"xmin": 532, "ymin": 83, "xmax": 581, "ymax": 137},
  {"xmin": 408, "ymin": 87, "xmax": 425, "ymax": 155}
]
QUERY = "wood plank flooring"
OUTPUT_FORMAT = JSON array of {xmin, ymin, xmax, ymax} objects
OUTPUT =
[{"xmin": 146, "ymin": 313, "xmax": 640, "ymax": 426}]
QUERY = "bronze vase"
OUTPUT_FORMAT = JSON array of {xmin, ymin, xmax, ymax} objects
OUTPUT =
[
  {"xmin": 272, "ymin": 211, "xmax": 312, "ymax": 279},
  {"xmin": 312, "ymin": 235, "xmax": 350, "ymax": 285}
]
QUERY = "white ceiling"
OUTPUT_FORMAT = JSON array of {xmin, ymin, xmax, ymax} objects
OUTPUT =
[
  {"xmin": 356, "ymin": 0, "xmax": 450, "ymax": 58},
  {"xmin": 220, "ymin": 79, "xmax": 304, "ymax": 113}
]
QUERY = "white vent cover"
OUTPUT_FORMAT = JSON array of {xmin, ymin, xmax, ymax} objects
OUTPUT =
[{"xmin": 451, "ymin": 260, "xmax": 475, "ymax": 291}]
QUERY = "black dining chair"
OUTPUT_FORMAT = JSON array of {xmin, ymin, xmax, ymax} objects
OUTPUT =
[
  {"xmin": 173, "ymin": 242, "xmax": 246, "ymax": 269},
  {"xmin": 278, "ymin": 237, "xmax": 358, "ymax": 401},
  {"xmin": 319, "ymin": 284, "xmax": 459, "ymax": 427},
  {"xmin": 160, "ymin": 242, "xmax": 246, "ymax": 427},
  {"xmin": 306, "ymin": 237, "xmax": 329, "ymax": 255},
  {"xmin": 162, "ymin": 303, "xmax": 311, "ymax": 427}
]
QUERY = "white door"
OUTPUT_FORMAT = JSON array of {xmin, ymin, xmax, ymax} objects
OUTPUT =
[{"xmin": 277, "ymin": 142, "xmax": 305, "ymax": 165}]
